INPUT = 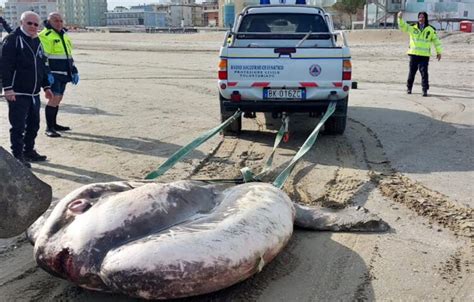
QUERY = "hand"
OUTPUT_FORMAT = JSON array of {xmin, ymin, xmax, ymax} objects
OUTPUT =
[
  {"xmin": 5, "ymin": 89, "xmax": 16, "ymax": 102},
  {"xmin": 398, "ymin": 11, "xmax": 403, "ymax": 19},
  {"xmin": 44, "ymin": 88, "xmax": 53, "ymax": 100},
  {"xmin": 72, "ymin": 73, "xmax": 79, "ymax": 85},
  {"xmin": 48, "ymin": 73, "xmax": 55, "ymax": 85},
  {"xmin": 436, "ymin": 54, "xmax": 442, "ymax": 61}
]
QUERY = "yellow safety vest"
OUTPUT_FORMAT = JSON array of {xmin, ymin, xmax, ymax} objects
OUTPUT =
[
  {"xmin": 39, "ymin": 28, "xmax": 75, "ymax": 80},
  {"xmin": 398, "ymin": 18, "xmax": 442, "ymax": 57}
]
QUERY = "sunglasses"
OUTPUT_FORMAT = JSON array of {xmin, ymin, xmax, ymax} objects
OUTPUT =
[{"xmin": 26, "ymin": 21, "xmax": 39, "ymax": 27}]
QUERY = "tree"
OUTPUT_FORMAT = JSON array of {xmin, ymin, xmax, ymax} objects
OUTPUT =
[
  {"xmin": 333, "ymin": 0, "xmax": 366, "ymax": 27},
  {"xmin": 433, "ymin": 11, "xmax": 453, "ymax": 30}
]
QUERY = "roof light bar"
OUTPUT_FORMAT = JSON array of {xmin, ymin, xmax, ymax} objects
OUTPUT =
[{"xmin": 259, "ymin": 0, "xmax": 306, "ymax": 4}]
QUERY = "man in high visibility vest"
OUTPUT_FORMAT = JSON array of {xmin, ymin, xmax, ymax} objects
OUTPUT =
[
  {"xmin": 398, "ymin": 11, "xmax": 442, "ymax": 97},
  {"xmin": 39, "ymin": 12, "xmax": 79, "ymax": 137}
]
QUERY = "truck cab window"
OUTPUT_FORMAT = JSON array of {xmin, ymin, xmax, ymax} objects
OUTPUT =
[{"xmin": 240, "ymin": 14, "xmax": 329, "ymax": 35}]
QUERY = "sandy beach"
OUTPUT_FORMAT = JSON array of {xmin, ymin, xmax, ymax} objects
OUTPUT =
[{"xmin": 0, "ymin": 29, "xmax": 473, "ymax": 301}]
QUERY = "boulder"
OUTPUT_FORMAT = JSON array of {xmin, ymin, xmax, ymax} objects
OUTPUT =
[{"xmin": 0, "ymin": 147, "xmax": 52, "ymax": 238}]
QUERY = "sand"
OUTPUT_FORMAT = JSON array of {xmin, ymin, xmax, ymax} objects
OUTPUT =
[{"xmin": 0, "ymin": 29, "xmax": 473, "ymax": 301}]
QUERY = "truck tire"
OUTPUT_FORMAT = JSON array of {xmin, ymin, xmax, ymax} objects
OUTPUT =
[
  {"xmin": 220, "ymin": 94, "xmax": 241, "ymax": 136},
  {"xmin": 324, "ymin": 96, "xmax": 348, "ymax": 135}
]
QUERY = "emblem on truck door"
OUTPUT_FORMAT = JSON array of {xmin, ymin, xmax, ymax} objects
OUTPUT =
[{"xmin": 309, "ymin": 64, "xmax": 322, "ymax": 77}]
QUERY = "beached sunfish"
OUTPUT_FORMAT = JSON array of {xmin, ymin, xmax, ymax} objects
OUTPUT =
[{"xmin": 28, "ymin": 180, "xmax": 388, "ymax": 300}]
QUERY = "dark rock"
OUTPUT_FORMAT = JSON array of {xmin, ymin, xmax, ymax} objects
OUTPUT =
[{"xmin": 0, "ymin": 147, "xmax": 52, "ymax": 238}]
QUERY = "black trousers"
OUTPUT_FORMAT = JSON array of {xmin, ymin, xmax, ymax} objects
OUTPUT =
[
  {"xmin": 8, "ymin": 95, "xmax": 41, "ymax": 157},
  {"xmin": 407, "ymin": 55, "xmax": 430, "ymax": 91}
]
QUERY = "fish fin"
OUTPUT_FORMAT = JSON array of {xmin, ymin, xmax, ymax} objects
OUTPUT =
[{"xmin": 293, "ymin": 203, "xmax": 390, "ymax": 232}]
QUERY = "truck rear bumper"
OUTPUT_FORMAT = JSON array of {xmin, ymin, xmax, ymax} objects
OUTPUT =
[{"xmin": 221, "ymin": 99, "xmax": 346, "ymax": 115}]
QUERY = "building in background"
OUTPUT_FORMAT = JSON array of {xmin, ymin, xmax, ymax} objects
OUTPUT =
[
  {"xmin": 144, "ymin": 11, "xmax": 167, "ymax": 27},
  {"xmin": 106, "ymin": 5, "xmax": 167, "ymax": 27},
  {"xmin": 357, "ymin": 0, "xmax": 474, "ymax": 30},
  {"xmin": 106, "ymin": 6, "xmax": 145, "ymax": 26},
  {"xmin": 3, "ymin": 0, "xmax": 57, "ymax": 27},
  {"xmin": 215, "ymin": 0, "xmax": 473, "ymax": 30},
  {"xmin": 403, "ymin": 0, "xmax": 474, "ymax": 30},
  {"xmin": 122, "ymin": 0, "xmax": 203, "ymax": 28},
  {"xmin": 168, "ymin": 0, "xmax": 202, "ymax": 27},
  {"xmin": 218, "ymin": 0, "xmax": 260, "ymax": 27},
  {"xmin": 191, "ymin": 3, "xmax": 203, "ymax": 26},
  {"xmin": 57, "ymin": 0, "xmax": 107, "ymax": 27},
  {"xmin": 202, "ymin": 0, "xmax": 218, "ymax": 26}
]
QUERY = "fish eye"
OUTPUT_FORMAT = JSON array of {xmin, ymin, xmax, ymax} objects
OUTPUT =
[{"xmin": 68, "ymin": 199, "xmax": 92, "ymax": 214}]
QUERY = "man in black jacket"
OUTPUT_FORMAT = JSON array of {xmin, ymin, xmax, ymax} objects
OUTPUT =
[
  {"xmin": 1, "ymin": 11, "xmax": 53, "ymax": 167},
  {"xmin": 0, "ymin": 16, "xmax": 13, "ymax": 93}
]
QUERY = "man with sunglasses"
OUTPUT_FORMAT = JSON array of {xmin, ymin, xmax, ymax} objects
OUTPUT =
[
  {"xmin": 0, "ymin": 11, "xmax": 53, "ymax": 167},
  {"xmin": 39, "ymin": 12, "xmax": 79, "ymax": 138}
]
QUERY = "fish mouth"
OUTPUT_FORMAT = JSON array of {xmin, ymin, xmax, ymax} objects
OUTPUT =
[
  {"xmin": 51, "ymin": 248, "xmax": 75, "ymax": 280},
  {"xmin": 44, "ymin": 248, "xmax": 108, "ymax": 290}
]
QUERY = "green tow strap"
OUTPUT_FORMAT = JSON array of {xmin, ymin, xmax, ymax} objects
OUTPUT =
[
  {"xmin": 240, "ymin": 116, "xmax": 287, "ymax": 182},
  {"xmin": 272, "ymin": 101, "xmax": 336, "ymax": 189},
  {"xmin": 145, "ymin": 110, "xmax": 241, "ymax": 180}
]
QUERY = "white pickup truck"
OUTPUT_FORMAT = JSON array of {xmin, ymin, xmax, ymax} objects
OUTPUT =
[{"xmin": 218, "ymin": 4, "xmax": 352, "ymax": 135}]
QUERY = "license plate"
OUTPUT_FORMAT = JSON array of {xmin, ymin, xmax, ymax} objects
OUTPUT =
[{"xmin": 263, "ymin": 88, "xmax": 305, "ymax": 100}]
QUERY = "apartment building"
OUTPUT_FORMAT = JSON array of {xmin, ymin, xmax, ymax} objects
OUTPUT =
[
  {"xmin": 57, "ymin": 0, "xmax": 107, "ymax": 27},
  {"xmin": 4, "ymin": 0, "xmax": 57, "ymax": 27},
  {"xmin": 202, "ymin": 0, "xmax": 218, "ymax": 26},
  {"xmin": 404, "ymin": 0, "xmax": 474, "ymax": 29},
  {"xmin": 106, "ymin": 6, "xmax": 167, "ymax": 27}
]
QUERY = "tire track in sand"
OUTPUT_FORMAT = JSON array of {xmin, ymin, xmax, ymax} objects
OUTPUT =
[{"xmin": 349, "ymin": 118, "xmax": 473, "ymax": 238}]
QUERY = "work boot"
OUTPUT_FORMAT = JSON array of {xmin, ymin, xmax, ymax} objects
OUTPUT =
[
  {"xmin": 422, "ymin": 90, "xmax": 428, "ymax": 97},
  {"xmin": 15, "ymin": 155, "xmax": 31, "ymax": 168},
  {"xmin": 55, "ymin": 124, "xmax": 71, "ymax": 131},
  {"xmin": 45, "ymin": 128, "xmax": 61, "ymax": 138},
  {"xmin": 24, "ymin": 150, "xmax": 47, "ymax": 162},
  {"xmin": 54, "ymin": 106, "xmax": 71, "ymax": 131}
]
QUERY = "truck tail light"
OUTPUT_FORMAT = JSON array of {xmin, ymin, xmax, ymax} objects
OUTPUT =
[
  {"xmin": 218, "ymin": 59, "xmax": 227, "ymax": 80},
  {"xmin": 343, "ymin": 59, "xmax": 352, "ymax": 81}
]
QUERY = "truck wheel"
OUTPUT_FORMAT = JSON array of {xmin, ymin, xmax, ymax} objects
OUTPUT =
[
  {"xmin": 324, "ymin": 96, "xmax": 348, "ymax": 135},
  {"xmin": 220, "ymin": 94, "xmax": 241, "ymax": 136},
  {"xmin": 324, "ymin": 116, "xmax": 346, "ymax": 135}
]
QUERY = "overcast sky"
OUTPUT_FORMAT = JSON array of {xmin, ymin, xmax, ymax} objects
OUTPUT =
[{"xmin": 0, "ymin": 1, "xmax": 164, "ymax": 10}]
